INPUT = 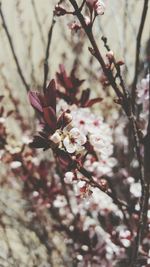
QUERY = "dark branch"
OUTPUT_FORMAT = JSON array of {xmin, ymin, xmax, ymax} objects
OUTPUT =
[
  {"xmin": 131, "ymin": 0, "xmax": 149, "ymax": 109},
  {"xmin": 78, "ymin": 165, "xmax": 130, "ymax": 228},
  {"xmin": 0, "ymin": 2, "xmax": 30, "ymax": 92},
  {"xmin": 43, "ymin": 16, "xmax": 56, "ymax": 93}
]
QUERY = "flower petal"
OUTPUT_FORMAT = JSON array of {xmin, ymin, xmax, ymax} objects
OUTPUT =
[{"xmin": 63, "ymin": 136, "xmax": 75, "ymax": 153}]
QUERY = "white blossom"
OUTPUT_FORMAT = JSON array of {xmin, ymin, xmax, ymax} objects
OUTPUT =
[
  {"xmin": 53, "ymin": 195, "xmax": 67, "ymax": 208},
  {"xmin": 137, "ymin": 74, "xmax": 150, "ymax": 133},
  {"xmin": 84, "ymin": 16, "xmax": 91, "ymax": 25},
  {"xmin": 95, "ymin": 1, "xmax": 106, "ymax": 15},
  {"xmin": 10, "ymin": 161, "xmax": 22, "ymax": 169},
  {"xmin": 137, "ymin": 74, "xmax": 150, "ymax": 105},
  {"xmin": 64, "ymin": 172, "xmax": 74, "ymax": 184},
  {"xmin": 130, "ymin": 182, "xmax": 142, "ymax": 198},
  {"xmin": 63, "ymin": 127, "xmax": 87, "ymax": 153}
]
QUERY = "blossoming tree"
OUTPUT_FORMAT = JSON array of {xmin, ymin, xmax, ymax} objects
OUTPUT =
[{"xmin": 0, "ymin": 0, "xmax": 149, "ymax": 267}]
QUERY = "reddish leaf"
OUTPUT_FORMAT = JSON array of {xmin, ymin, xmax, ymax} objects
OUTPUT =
[
  {"xmin": 43, "ymin": 106, "xmax": 56, "ymax": 132},
  {"xmin": 45, "ymin": 79, "xmax": 56, "ymax": 111},
  {"xmin": 29, "ymin": 135, "xmax": 50, "ymax": 149},
  {"xmin": 28, "ymin": 91, "xmax": 43, "ymax": 113},
  {"xmin": 57, "ymin": 90, "xmax": 70, "ymax": 103},
  {"xmin": 6, "ymin": 110, "xmax": 14, "ymax": 117},
  {"xmin": 81, "ymin": 89, "xmax": 90, "ymax": 106},
  {"xmin": 58, "ymin": 64, "xmax": 73, "ymax": 89},
  {"xmin": 70, "ymin": 68, "xmax": 85, "ymax": 89}
]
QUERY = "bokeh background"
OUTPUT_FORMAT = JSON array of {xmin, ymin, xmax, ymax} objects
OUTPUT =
[{"xmin": 0, "ymin": 1, "xmax": 149, "ymax": 266}]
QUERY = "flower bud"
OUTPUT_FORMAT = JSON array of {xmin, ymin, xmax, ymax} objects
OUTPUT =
[
  {"xmin": 95, "ymin": 1, "xmax": 105, "ymax": 15},
  {"xmin": 116, "ymin": 60, "xmax": 125, "ymax": 66},
  {"xmin": 50, "ymin": 131, "xmax": 61, "ymax": 145},
  {"xmin": 84, "ymin": 16, "xmax": 91, "ymax": 26},
  {"xmin": 63, "ymin": 111, "xmax": 72, "ymax": 126},
  {"xmin": 114, "ymin": 97, "xmax": 123, "ymax": 105},
  {"xmin": 99, "ymin": 179, "xmax": 108, "ymax": 191},
  {"xmin": 106, "ymin": 51, "xmax": 114, "ymax": 60},
  {"xmin": 54, "ymin": 5, "xmax": 67, "ymax": 16},
  {"xmin": 69, "ymin": 21, "xmax": 81, "ymax": 32}
]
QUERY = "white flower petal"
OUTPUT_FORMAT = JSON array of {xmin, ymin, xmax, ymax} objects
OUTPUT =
[
  {"xmin": 66, "ymin": 143, "xmax": 76, "ymax": 154},
  {"xmin": 63, "ymin": 136, "xmax": 70, "ymax": 147}
]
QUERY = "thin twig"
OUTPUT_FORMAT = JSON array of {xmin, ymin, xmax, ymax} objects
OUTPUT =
[
  {"xmin": 78, "ymin": 165, "xmax": 130, "ymax": 228},
  {"xmin": 0, "ymin": 2, "xmax": 30, "ymax": 92},
  {"xmin": 131, "ymin": 0, "xmax": 149, "ymax": 109},
  {"xmin": 43, "ymin": 16, "xmax": 56, "ymax": 92}
]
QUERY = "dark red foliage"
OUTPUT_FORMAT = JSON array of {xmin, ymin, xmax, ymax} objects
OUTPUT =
[{"xmin": 57, "ymin": 65, "xmax": 103, "ymax": 107}]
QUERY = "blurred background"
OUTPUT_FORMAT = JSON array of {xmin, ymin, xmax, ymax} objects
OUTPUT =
[{"xmin": 0, "ymin": 1, "xmax": 149, "ymax": 266}]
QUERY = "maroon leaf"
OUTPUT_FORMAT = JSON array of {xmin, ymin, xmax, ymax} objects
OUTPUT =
[
  {"xmin": 57, "ymin": 90, "xmax": 70, "ymax": 103},
  {"xmin": 29, "ymin": 135, "xmax": 50, "ymax": 149},
  {"xmin": 6, "ymin": 110, "xmax": 14, "ymax": 117},
  {"xmin": 45, "ymin": 79, "xmax": 56, "ymax": 111},
  {"xmin": 84, "ymin": 97, "xmax": 103, "ymax": 107},
  {"xmin": 28, "ymin": 91, "xmax": 43, "ymax": 113},
  {"xmin": 81, "ymin": 89, "xmax": 90, "ymax": 106},
  {"xmin": 58, "ymin": 64, "xmax": 73, "ymax": 89},
  {"xmin": 43, "ymin": 106, "xmax": 57, "ymax": 132},
  {"xmin": 70, "ymin": 68, "xmax": 85, "ymax": 89}
]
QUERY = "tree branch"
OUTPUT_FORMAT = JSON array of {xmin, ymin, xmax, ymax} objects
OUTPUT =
[
  {"xmin": 0, "ymin": 2, "xmax": 30, "ymax": 92},
  {"xmin": 78, "ymin": 165, "xmax": 130, "ymax": 228},
  {"xmin": 43, "ymin": 15, "xmax": 56, "ymax": 92},
  {"xmin": 131, "ymin": 0, "xmax": 149, "ymax": 109}
]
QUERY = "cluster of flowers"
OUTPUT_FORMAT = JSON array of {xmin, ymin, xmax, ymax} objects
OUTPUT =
[
  {"xmin": 0, "ymin": 0, "xmax": 149, "ymax": 264},
  {"xmin": 0, "ymin": 79, "xmax": 132, "ymax": 266},
  {"xmin": 86, "ymin": 0, "xmax": 106, "ymax": 15},
  {"xmin": 1, "ymin": 64, "xmax": 149, "ymax": 266},
  {"xmin": 29, "ymin": 65, "xmax": 116, "ymax": 198},
  {"xmin": 55, "ymin": 0, "xmax": 106, "ymax": 17},
  {"xmin": 54, "ymin": 0, "xmax": 106, "ymax": 31}
]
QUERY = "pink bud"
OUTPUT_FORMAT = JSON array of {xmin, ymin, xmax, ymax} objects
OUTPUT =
[
  {"xmin": 106, "ymin": 50, "xmax": 114, "ymax": 60},
  {"xmin": 84, "ymin": 16, "xmax": 91, "ymax": 26},
  {"xmin": 54, "ymin": 5, "xmax": 67, "ymax": 16}
]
